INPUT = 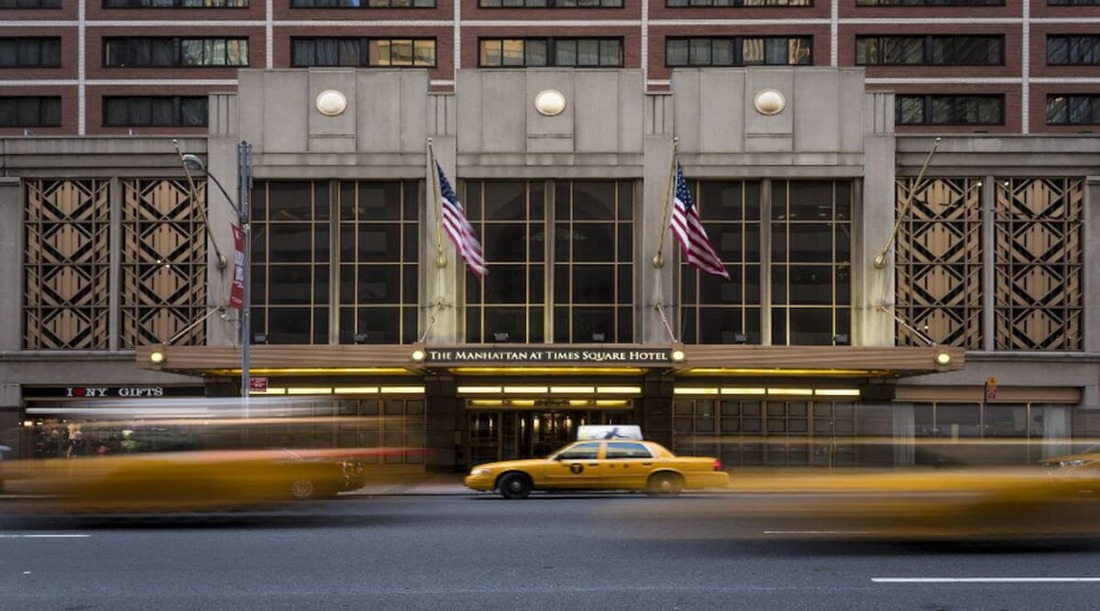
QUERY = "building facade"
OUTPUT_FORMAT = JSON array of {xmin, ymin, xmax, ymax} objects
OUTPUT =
[{"xmin": 2, "ymin": 0, "xmax": 1100, "ymax": 472}]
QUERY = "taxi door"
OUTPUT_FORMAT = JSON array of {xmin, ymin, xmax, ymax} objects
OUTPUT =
[
  {"xmin": 601, "ymin": 441, "xmax": 656, "ymax": 490},
  {"xmin": 544, "ymin": 441, "xmax": 603, "ymax": 489}
]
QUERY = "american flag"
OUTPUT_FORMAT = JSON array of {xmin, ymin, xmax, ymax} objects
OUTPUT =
[
  {"xmin": 669, "ymin": 160, "xmax": 730, "ymax": 280},
  {"xmin": 436, "ymin": 161, "xmax": 487, "ymax": 277}
]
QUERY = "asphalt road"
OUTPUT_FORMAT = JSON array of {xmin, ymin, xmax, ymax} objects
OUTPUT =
[{"xmin": 2, "ymin": 493, "xmax": 1100, "ymax": 610}]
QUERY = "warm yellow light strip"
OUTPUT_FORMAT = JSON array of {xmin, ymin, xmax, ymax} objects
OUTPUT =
[
  {"xmin": 597, "ymin": 386, "xmax": 642, "ymax": 395},
  {"xmin": 286, "ymin": 387, "xmax": 334, "ymax": 395},
  {"xmin": 469, "ymin": 399, "xmax": 504, "ymax": 407},
  {"xmin": 511, "ymin": 399, "xmax": 536, "ymax": 407},
  {"xmin": 815, "ymin": 388, "xmax": 861, "ymax": 397},
  {"xmin": 595, "ymin": 400, "xmax": 629, "ymax": 407},
  {"xmin": 767, "ymin": 388, "xmax": 813, "ymax": 396},
  {"xmin": 550, "ymin": 386, "xmax": 596, "ymax": 394},
  {"xmin": 240, "ymin": 368, "xmax": 413, "ymax": 375},
  {"xmin": 720, "ymin": 388, "xmax": 767, "ymax": 395},
  {"xmin": 451, "ymin": 367, "xmax": 644, "ymax": 376},
  {"xmin": 380, "ymin": 386, "xmax": 425, "ymax": 394},
  {"xmin": 250, "ymin": 388, "xmax": 287, "ymax": 395},
  {"xmin": 333, "ymin": 387, "xmax": 380, "ymax": 394},
  {"xmin": 674, "ymin": 388, "xmax": 719, "ymax": 396},
  {"xmin": 684, "ymin": 368, "xmax": 877, "ymax": 377},
  {"xmin": 457, "ymin": 386, "xmax": 503, "ymax": 395},
  {"xmin": 503, "ymin": 386, "xmax": 549, "ymax": 394}
]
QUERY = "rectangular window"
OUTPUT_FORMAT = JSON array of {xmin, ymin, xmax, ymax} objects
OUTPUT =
[
  {"xmin": 103, "ymin": 37, "xmax": 249, "ymax": 67},
  {"xmin": 667, "ymin": 0, "xmax": 813, "ymax": 5},
  {"xmin": 1047, "ymin": 36, "xmax": 1100, "ymax": 66},
  {"xmin": 0, "ymin": 96, "xmax": 61, "ymax": 127},
  {"xmin": 0, "ymin": 0, "xmax": 62, "ymax": 7},
  {"xmin": 291, "ymin": 38, "xmax": 436, "ymax": 67},
  {"xmin": 1047, "ymin": 95, "xmax": 1100, "ymax": 125},
  {"xmin": 667, "ymin": 37, "xmax": 812, "ymax": 67},
  {"xmin": 292, "ymin": 0, "xmax": 437, "ymax": 6},
  {"xmin": 896, "ymin": 95, "xmax": 1004, "ymax": 125},
  {"xmin": 480, "ymin": 0, "xmax": 622, "ymax": 6},
  {"xmin": 855, "ymin": 35, "xmax": 1003, "ymax": 66},
  {"xmin": 856, "ymin": 0, "xmax": 1001, "ymax": 5},
  {"xmin": 1048, "ymin": 0, "xmax": 1100, "ymax": 4},
  {"xmin": 103, "ymin": 96, "xmax": 208, "ymax": 127},
  {"xmin": 103, "ymin": 0, "xmax": 248, "ymax": 6},
  {"xmin": 479, "ymin": 38, "xmax": 622, "ymax": 67},
  {"xmin": 0, "ymin": 38, "xmax": 61, "ymax": 68}
]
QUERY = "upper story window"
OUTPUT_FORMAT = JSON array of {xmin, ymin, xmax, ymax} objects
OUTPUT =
[
  {"xmin": 896, "ymin": 94, "xmax": 1004, "ymax": 125},
  {"xmin": 856, "ymin": 35, "xmax": 1003, "ymax": 66},
  {"xmin": 103, "ymin": 96, "xmax": 208, "ymax": 127},
  {"xmin": 0, "ymin": 38, "xmax": 61, "ymax": 68},
  {"xmin": 0, "ymin": 0, "xmax": 62, "ymax": 7},
  {"xmin": 1047, "ymin": 95, "xmax": 1100, "ymax": 125},
  {"xmin": 480, "ymin": 0, "xmax": 622, "ymax": 6},
  {"xmin": 856, "ymin": 0, "xmax": 1002, "ymax": 5},
  {"xmin": 104, "ymin": 38, "xmax": 249, "ymax": 67},
  {"xmin": 103, "ymin": 0, "xmax": 247, "ymax": 7},
  {"xmin": 667, "ymin": 37, "xmax": 812, "ymax": 66},
  {"xmin": 1047, "ymin": 36, "xmax": 1100, "ymax": 65},
  {"xmin": 291, "ymin": 0, "xmax": 435, "ymax": 6},
  {"xmin": 291, "ymin": 38, "xmax": 436, "ymax": 67},
  {"xmin": 1048, "ymin": 0, "xmax": 1100, "ymax": 4},
  {"xmin": 0, "ymin": 96, "xmax": 61, "ymax": 127},
  {"xmin": 667, "ymin": 0, "xmax": 811, "ymax": 6},
  {"xmin": 479, "ymin": 38, "xmax": 623, "ymax": 67}
]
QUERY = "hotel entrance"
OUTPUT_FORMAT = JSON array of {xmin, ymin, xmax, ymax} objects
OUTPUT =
[{"xmin": 466, "ymin": 402, "xmax": 635, "ymax": 466}]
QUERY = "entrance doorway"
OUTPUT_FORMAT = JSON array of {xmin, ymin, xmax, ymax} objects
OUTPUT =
[{"xmin": 466, "ymin": 407, "xmax": 634, "ymax": 466}]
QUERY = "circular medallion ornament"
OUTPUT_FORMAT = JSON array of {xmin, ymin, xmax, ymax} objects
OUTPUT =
[
  {"xmin": 534, "ymin": 89, "xmax": 567, "ymax": 116},
  {"xmin": 315, "ymin": 89, "xmax": 348, "ymax": 117},
  {"xmin": 753, "ymin": 89, "xmax": 786, "ymax": 116}
]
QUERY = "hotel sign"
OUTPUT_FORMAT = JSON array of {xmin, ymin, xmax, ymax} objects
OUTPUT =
[{"xmin": 422, "ymin": 347, "xmax": 672, "ymax": 365}]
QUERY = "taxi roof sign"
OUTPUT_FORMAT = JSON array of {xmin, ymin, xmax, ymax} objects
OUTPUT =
[{"xmin": 577, "ymin": 425, "xmax": 643, "ymax": 441}]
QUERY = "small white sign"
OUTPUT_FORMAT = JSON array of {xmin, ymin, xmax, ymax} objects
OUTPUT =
[{"xmin": 577, "ymin": 425, "xmax": 643, "ymax": 441}]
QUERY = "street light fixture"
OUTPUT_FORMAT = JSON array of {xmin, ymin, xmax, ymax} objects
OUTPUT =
[{"xmin": 178, "ymin": 142, "xmax": 253, "ymax": 400}]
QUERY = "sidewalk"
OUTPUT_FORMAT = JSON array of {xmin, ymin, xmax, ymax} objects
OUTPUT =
[{"xmin": 347, "ymin": 472, "xmax": 471, "ymax": 496}]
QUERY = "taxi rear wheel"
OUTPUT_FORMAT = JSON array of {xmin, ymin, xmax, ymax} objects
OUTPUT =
[
  {"xmin": 646, "ymin": 472, "xmax": 684, "ymax": 497},
  {"xmin": 498, "ymin": 472, "xmax": 532, "ymax": 499}
]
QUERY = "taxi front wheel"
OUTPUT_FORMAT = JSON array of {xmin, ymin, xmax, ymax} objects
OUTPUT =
[{"xmin": 498, "ymin": 472, "xmax": 532, "ymax": 499}]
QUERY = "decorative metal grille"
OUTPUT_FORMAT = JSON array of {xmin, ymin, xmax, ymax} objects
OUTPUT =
[
  {"xmin": 23, "ymin": 180, "xmax": 111, "ymax": 350},
  {"xmin": 993, "ymin": 178, "xmax": 1083, "ymax": 350},
  {"xmin": 120, "ymin": 179, "xmax": 208, "ymax": 348},
  {"xmin": 895, "ymin": 178, "xmax": 983, "ymax": 349}
]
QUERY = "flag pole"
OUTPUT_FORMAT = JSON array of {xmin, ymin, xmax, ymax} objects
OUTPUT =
[
  {"xmin": 652, "ymin": 137, "xmax": 679, "ymax": 269},
  {"xmin": 427, "ymin": 138, "xmax": 447, "ymax": 269}
]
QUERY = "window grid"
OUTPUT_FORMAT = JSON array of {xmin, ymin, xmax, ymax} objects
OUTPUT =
[
  {"xmin": 103, "ymin": 0, "xmax": 248, "ymax": 7},
  {"xmin": 769, "ymin": 181, "xmax": 852, "ymax": 346},
  {"xmin": 103, "ymin": 96, "xmax": 208, "ymax": 127},
  {"xmin": 552, "ymin": 180, "xmax": 634, "ymax": 343},
  {"xmin": 672, "ymin": 398, "xmax": 858, "ymax": 467},
  {"xmin": 1047, "ymin": 35, "xmax": 1100, "ymax": 66},
  {"xmin": 666, "ymin": 37, "xmax": 812, "ymax": 67},
  {"xmin": 291, "ymin": 38, "xmax": 437, "ymax": 67},
  {"xmin": 667, "ymin": 0, "xmax": 812, "ymax": 6},
  {"xmin": 292, "ymin": 0, "xmax": 435, "ymax": 6},
  {"xmin": 679, "ymin": 180, "xmax": 763, "ymax": 345},
  {"xmin": 0, "ymin": 0, "xmax": 62, "ymax": 7},
  {"xmin": 250, "ymin": 181, "xmax": 331, "ymax": 345},
  {"xmin": 0, "ymin": 96, "xmax": 61, "ymax": 127},
  {"xmin": 855, "ymin": 35, "xmax": 1003, "ymax": 66},
  {"xmin": 1047, "ymin": 95, "xmax": 1100, "ymax": 125},
  {"xmin": 896, "ymin": 94, "xmax": 1004, "ymax": 126},
  {"xmin": 479, "ymin": 38, "xmax": 623, "ymax": 67},
  {"xmin": 337, "ymin": 181, "xmax": 420, "ymax": 345},
  {"xmin": 480, "ymin": 0, "xmax": 621, "ymax": 5},
  {"xmin": 103, "ymin": 37, "xmax": 249, "ymax": 67},
  {"xmin": 0, "ymin": 37, "xmax": 61, "ymax": 68}
]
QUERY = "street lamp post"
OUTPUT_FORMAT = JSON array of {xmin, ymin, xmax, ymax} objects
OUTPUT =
[{"xmin": 181, "ymin": 142, "xmax": 253, "ymax": 400}]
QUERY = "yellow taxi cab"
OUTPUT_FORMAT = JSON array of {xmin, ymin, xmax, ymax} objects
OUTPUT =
[{"xmin": 464, "ymin": 439, "xmax": 731, "ymax": 499}]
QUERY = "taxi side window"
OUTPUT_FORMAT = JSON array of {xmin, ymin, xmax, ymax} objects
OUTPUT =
[
  {"xmin": 606, "ymin": 442, "xmax": 653, "ymax": 459},
  {"xmin": 558, "ymin": 442, "xmax": 600, "ymax": 460}
]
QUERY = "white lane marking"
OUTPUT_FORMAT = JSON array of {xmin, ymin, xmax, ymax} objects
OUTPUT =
[
  {"xmin": 0, "ymin": 534, "xmax": 91, "ymax": 539},
  {"xmin": 874, "ymin": 578, "xmax": 1100, "ymax": 583}
]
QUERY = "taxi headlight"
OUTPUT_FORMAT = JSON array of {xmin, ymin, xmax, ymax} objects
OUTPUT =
[{"xmin": 470, "ymin": 467, "xmax": 494, "ymax": 476}]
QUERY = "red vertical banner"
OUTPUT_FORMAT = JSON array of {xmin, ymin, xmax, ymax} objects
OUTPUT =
[{"xmin": 229, "ymin": 224, "xmax": 245, "ymax": 311}]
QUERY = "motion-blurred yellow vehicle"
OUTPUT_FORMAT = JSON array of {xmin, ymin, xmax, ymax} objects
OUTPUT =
[
  {"xmin": 0, "ymin": 447, "xmax": 397, "ymax": 514},
  {"xmin": 465, "ymin": 439, "xmax": 730, "ymax": 499}
]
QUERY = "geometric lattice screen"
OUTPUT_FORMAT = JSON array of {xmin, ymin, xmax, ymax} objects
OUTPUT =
[
  {"xmin": 894, "ymin": 177, "xmax": 983, "ymax": 349},
  {"xmin": 23, "ymin": 180, "xmax": 111, "ymax": 350},
  {"xmin": 993, "ymin": 178, "xmax": 1082, "ymax": 351},
  {"xmin": 120, "ymin": 179, "xmax": 208, "ymax": 348}
]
